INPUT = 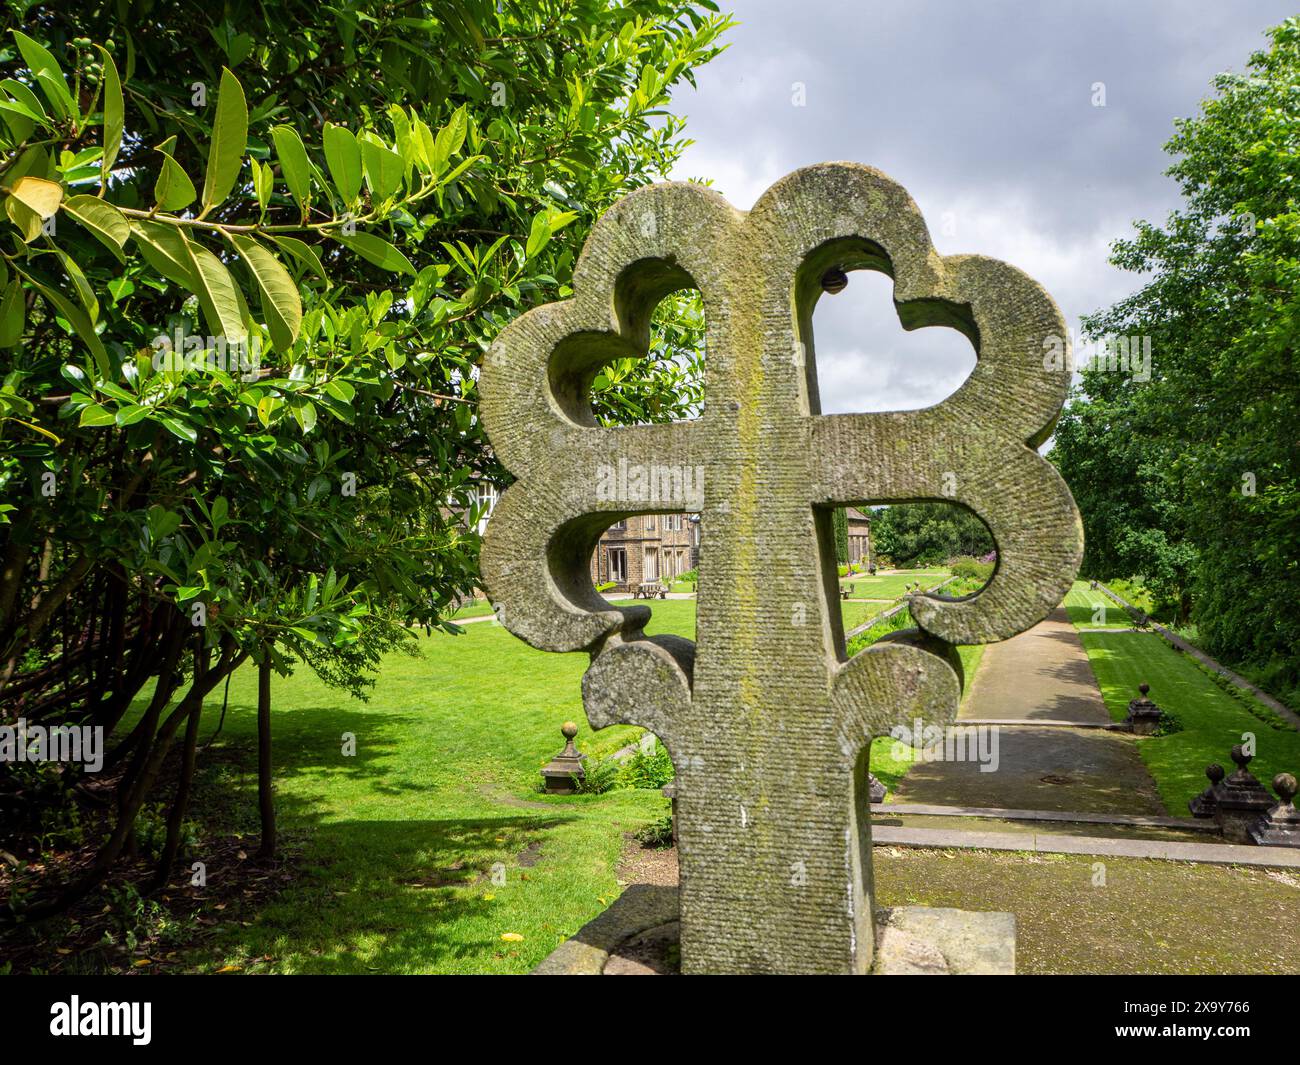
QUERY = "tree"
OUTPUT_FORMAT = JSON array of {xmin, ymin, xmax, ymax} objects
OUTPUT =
[
  {"xmin": 870, "ymin": 502, "xmax": 993, "ymax": 568},
  {"xmin": 0, "ymin": 0, "xmax": 732, "ymax": 917},
  {"xmin": 832, "ymin": 507, "xmax": 848, "ymax": 564},
  {"xmin": 1055, "ymin": 18, "xmax": 1300, "ymax": 693}
]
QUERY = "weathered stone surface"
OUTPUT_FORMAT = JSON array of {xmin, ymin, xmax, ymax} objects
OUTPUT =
[
  {"xmin": 482, "ymin": 163, "xmax": 1082, "ymax": 975},
  {"xmin": 873, "ymin": 906, "xmax": 1016, "ymax": 975},
  {"xmin": 534, "ymin": 890, "xmax": 1017, "ymax": 975},
  {"xmin": 531, "ymin": 884, "xmax": 679, "ymax": 975}
]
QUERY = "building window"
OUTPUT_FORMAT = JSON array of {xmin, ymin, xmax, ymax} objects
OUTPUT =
[
  {"xmin": 610, "ymin": 519, "xmax": 627, "ymax": 531},
  {"xmin": 643, "ymin": 545, "xmax": 659, "ymax": 581},
  {"xmin": 645, "ymin": 514, "xmax": 656, "ymax": 532},
  {"xmin": 664, "ymin": 513, "xmax": 681, "ymax": 531},
  {"xmin": 608, "ymin": 547, "xmax": 627, "ymax": 583},
  {"xmin": 474, "ymin": 483, "xmax": 499, "ymax": 535}
]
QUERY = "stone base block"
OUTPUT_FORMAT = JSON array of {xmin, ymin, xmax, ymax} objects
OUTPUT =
[
  {"xmin": 532, "ymin": 886, "xmax": 1016, "ymax": 974},
  {"xmin": 872, "ymin": 906, "xmax": 1016, "ymax": 974}
]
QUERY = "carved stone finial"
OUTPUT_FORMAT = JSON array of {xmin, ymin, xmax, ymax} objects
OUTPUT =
[
  {"xmin": 1248, "ymin": 771, "xmax": 1300, "ymax": 848},
  {"xmin": 1188, "ymin": 762, "xmax": 1225, "ymax": 818},
  {"xmin": 480, "ymin": 162, "xmax": 1082, "ymax": 973}
]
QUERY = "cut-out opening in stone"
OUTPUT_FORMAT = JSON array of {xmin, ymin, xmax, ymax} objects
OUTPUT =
[
  {"xmin": 548, "ymin": 257, "xmax": 705, "ymax": 428},
  {"xmin": 796, "ymin": 238, "xmax": 978, "ymax": 414},
  {"xmin": 587, "ymin": 510, "xmax": 700, "ymax": 640},
  {"xmin": 835, "ymin": 501, "xmax": 995, "ymax": 657}
]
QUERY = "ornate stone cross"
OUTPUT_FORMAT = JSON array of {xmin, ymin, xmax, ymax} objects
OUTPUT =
[{"xmin": 480, "ymin": 163, "xmax": 1082, "ymax": 974}]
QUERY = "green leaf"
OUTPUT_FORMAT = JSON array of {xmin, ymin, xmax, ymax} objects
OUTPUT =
[
  {"xmin": 56, "ymin": 250, "xmax": 98, "ymax": 324},
  {"xmin": 161, "ymin": 417, "xmax": 197, "ymax": 443},
  {"xmin": 11, "ymin": 31, "xmax": 73, "ymax": 121},
  {"xmin": 293, "ymin": 399, "xmax": 317, "ymax": 434},
  {"xmin": 13, "ymin": 263, "xmax": 108, "ymax": 374},
  {"xmin": 153, "ymin": 139, "xmax": 197, "ymax": 212},
  {"xmin": 0, "ymin": 78, "xmax": 47, "ymax": 124},
  {"xmin": 323, "ymin": 123, "xmax": 362, "ymax": 204},
  {"xmin": 324, "ymin": 378, "xmax": 355, "ymax": 403},
  {"xmin": 0, "ymin": 278, "xmax": 24, "ymax": 346},
  {"xmin": 251, "ymin": 158, "xmax": 272, "ymax": 215},
  {"xmin": 360, "ymin": 133, "xmax": 404, "ymax": 201},
  {"xmin": 526, "ymin": 211, "xmax": 551, "ymax": 258},
  {"xmin": 331, "ymin": 230, "xmax": 415, "ymax": 274},
  {"xmin": 185, "ymin": 236, "xmax": 247, "ymax": 342},
  {"xmin": 201, "ymin": 68, "xmax": 248, "ymax": 213},
  {"xmin": 62, "ymin": 195, "xmax": 129, "ymax": 261},
  {"xmin": 231, "ymin": 234, "xmax": 301, "ymax": 352},
  {"xmin": 97, "ymin": 46, "xmax": 123, "ymax": 184},
  {"xmin": 130, "ymin": 220, "xmax": 199, "ymax": 289},
  {"xmin": 78, "ymin": 402, "xmax": 116, "ymax": 427},
  {"xmin": 268, "ymin": 234, "xmax": 326, "ymax": 278},
  {"xmin": 271, "ymin": 125, "xmax": 311, "ymax": 212},
  {"xmin": 115, "ymin": 404, "xmax": 150, "ymax": 426}
]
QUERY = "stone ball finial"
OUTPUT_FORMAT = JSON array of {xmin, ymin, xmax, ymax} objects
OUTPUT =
[
  {"xmin": 1273, "ymin": 773, "xmax": 1297, "ymax": 804},
  {"xmin": 1231, "ymin": 744, "xmax": 1251, "ymax": 769},
  {"xmin": 1138, "ymin": 683, "xmax": 1150, "ymax": 696},
  {"xmin": 820, "ymin": 266, "xmax": 848, "ymax": 294},
  {"xmin": 561, "ymin": 721, "xmax": 579, "ymax": 740},
  {"xmin": 1206, "ymin": 763, "xmax": 1225, "ymax": 784}
]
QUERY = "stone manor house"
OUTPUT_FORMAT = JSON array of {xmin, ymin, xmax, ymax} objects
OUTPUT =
[{"xmin": 471, "ymin": 485, "xmax": 873, "ymax": 594}]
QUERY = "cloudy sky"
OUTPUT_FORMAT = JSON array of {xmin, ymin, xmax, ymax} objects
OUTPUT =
[{"xmin": 667, "ymin": 0, "xmax": 1293, "ymax": 413}]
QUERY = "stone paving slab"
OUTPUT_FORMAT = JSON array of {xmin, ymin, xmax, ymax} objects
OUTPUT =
[
  {"xmin": 872, "ymin": 802, "xmax": 1217, "ymax": 832},
  {"xmin": 872, "ymin": 825, "xmax": 1300, "ymax": 868},
  {"xmin": 958, "ymin": 607, "xmax": 1108, "ymax": 723}
]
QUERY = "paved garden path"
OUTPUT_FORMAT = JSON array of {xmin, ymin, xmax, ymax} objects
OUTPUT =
[{"xmin": 889, "ymin": 608, "xmax": 1167, "ymax": 816}]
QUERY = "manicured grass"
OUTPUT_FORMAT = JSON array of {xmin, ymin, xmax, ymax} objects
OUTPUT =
[
  {"xmin": 1062, "ymin": 581, "xmax": 1137, "ymax": 629},
  {"xmin": 171, "ymin": 619, "xmax": 664, "ymax": 975},
  {"xmin": 1081, "ymin": 630, "xmax": 1300, "ymax": 816},
  {"xmin": 841, "ymin": 598, "xmax": 888, "ymax": 632},
  {"xmin": 840, "ymin": 571, "xmax": 948, "ymax": 601},
  {"xmin": 449, "ymin": 599, "xmax": 496, "ymax": 620}
]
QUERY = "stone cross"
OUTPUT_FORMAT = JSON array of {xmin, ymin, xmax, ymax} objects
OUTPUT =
[{"xmin": 480, "ymin": 163, "xmax": 1082, "ymax": 974}]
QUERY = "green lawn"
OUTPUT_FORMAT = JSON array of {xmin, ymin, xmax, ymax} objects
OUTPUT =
[
  {"xmin": 172, "ymin": 616, "xmax": 664, "ymax": 974},
  {"xmin": 1062, "ymin": 581, "xmax": 1137, "ymax": 629},
  {"xmin": 1081, "ymin": 630, "xmax": 1300, "ymax": 816},
  {"xmin": 840, "ymin": 571, "xmax": 948, "ymax": 600}
]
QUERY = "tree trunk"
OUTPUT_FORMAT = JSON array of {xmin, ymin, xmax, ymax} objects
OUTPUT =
[
  {"xmin": 256, "ymin": 656, "xmax": 276, "ymax": 861},
  {"xmin": 151, "ymin": 691, "xmax": 203, "ymax": 890}
]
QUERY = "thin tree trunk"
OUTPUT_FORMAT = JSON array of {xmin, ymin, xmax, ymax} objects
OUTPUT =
[
  {"xmin": 256, "ymin": 656, "xmax": 276, "ymax": 861},
  {"xmin": 151, "ymin": 694, "xmax": 203, "ymax": 890}
]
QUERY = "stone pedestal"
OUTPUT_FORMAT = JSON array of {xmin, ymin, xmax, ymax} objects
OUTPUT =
[
  {"xmin": 1187, "ymin": 763, "xmax": 1225, "ymax": 818},
  {"xmin": 1248, "ymin": 773, "xmax": 1300, "ymax": 848},
  {"xmin": 1125, "ymin": 683, "xmax": 1162, "ymax": 736},
  {"xmin": 867, "ymin": 773, "xmax": 887, "ymax": 804},
  {"xmin": 541, "ymin": 722, "xmax": 585, "ymax": 794},
  {"xmin": 1214, "ymin": 745, "xmax": 1273, "ymax": 844},
  {"xmin": 532, "ymin": 886, "xmax": 1016, "ymax": 975}
]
